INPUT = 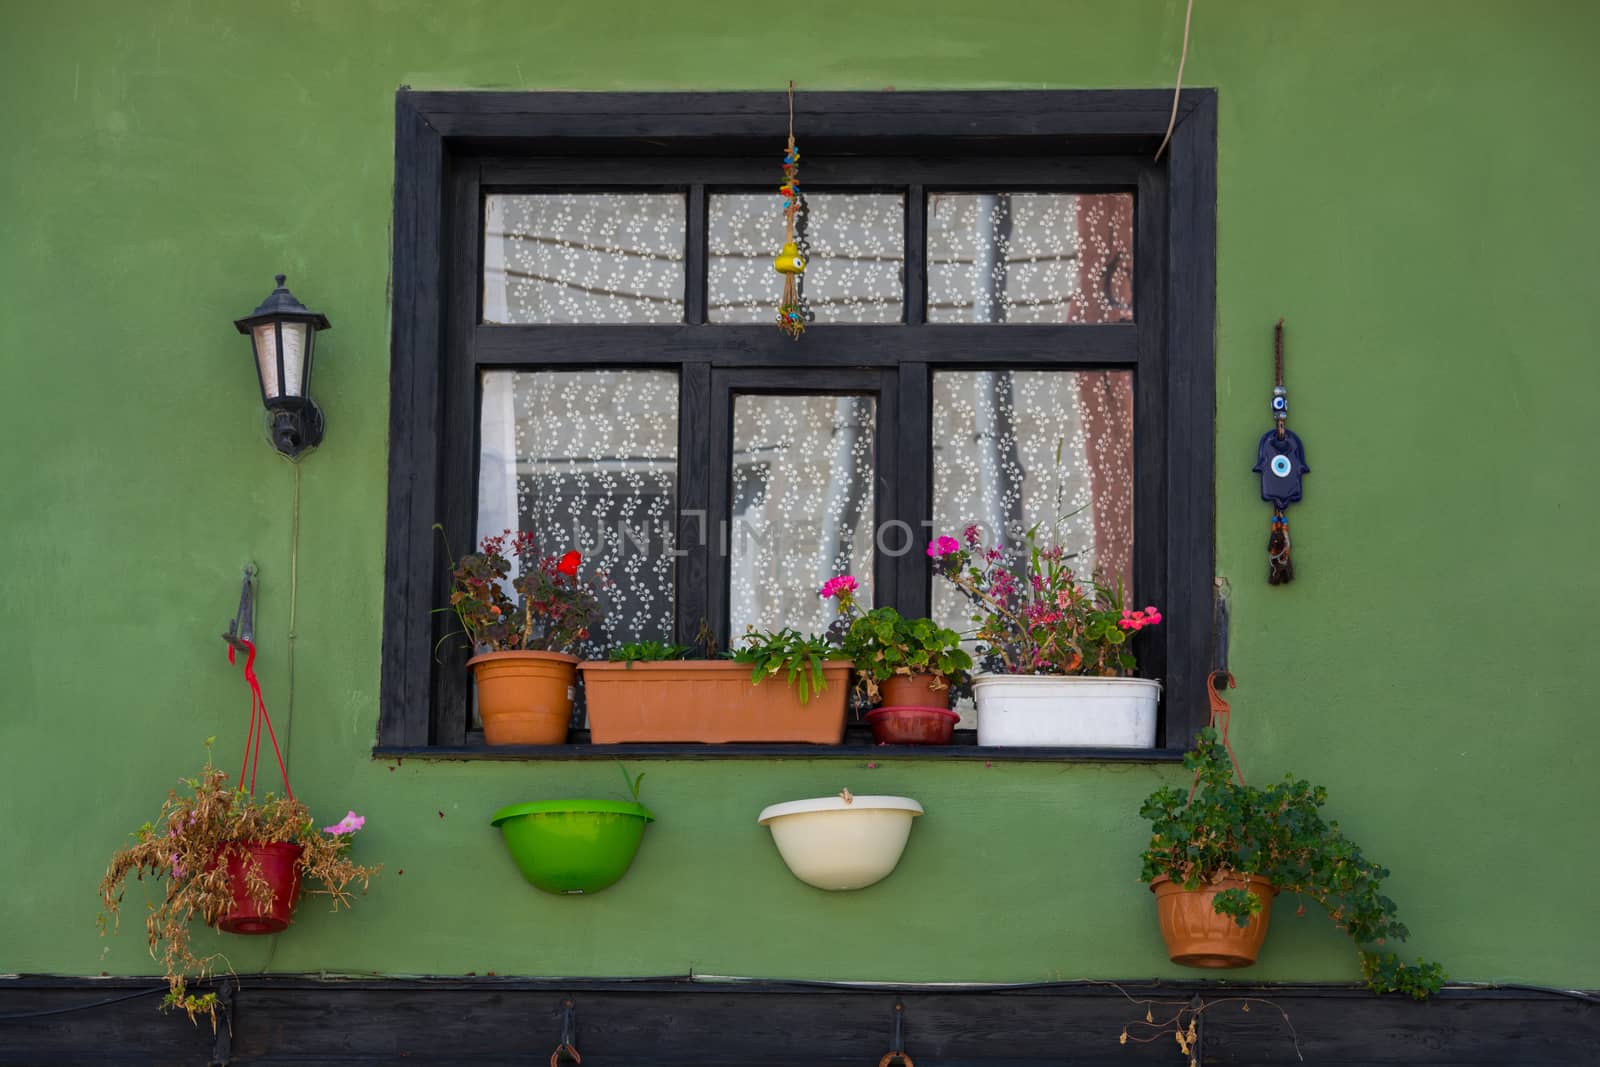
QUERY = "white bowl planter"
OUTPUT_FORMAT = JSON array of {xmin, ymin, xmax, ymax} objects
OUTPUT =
[
  {"xmin": 972, "ymin": 675, "xmax": 1161, "ymax": 748},
  {"xmin": 757, "ymin": 792, "xmax": 924, "ymax": 891}
]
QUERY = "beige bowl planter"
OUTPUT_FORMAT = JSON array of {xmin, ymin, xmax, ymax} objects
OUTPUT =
[{"xmin": 757, "ymin": 790, "xmax": 924, "ymax": 891}]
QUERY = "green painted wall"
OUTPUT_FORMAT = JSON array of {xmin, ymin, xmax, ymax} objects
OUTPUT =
[{"xmin": 2, "ymin": 0, "xmax": 1596, "ymax": 990}]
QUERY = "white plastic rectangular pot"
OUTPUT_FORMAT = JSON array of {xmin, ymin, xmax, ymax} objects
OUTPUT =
[{"xmin": 971, "ymin": 674, "xmax": 1160, "ymax": 748}]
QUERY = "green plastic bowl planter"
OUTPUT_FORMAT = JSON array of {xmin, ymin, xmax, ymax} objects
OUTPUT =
[{"xmin": 490, "ymin": 799, "xmax": 654, "ymax": 895}]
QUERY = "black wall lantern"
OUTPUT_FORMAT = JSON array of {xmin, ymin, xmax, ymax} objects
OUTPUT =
[{"xmin": 233, "ymin": 274, "xmax": 331, "ymax": 460}]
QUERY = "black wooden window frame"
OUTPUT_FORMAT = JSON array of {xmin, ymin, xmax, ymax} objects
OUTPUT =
[{"xmin": 378, "ymin": 89, "xmax": 1216, "ymax": 758}]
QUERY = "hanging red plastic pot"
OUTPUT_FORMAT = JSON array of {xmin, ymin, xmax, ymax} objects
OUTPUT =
[{"xmin": 214, "ymin": 842, "xmax": 304, "ymax": 934}]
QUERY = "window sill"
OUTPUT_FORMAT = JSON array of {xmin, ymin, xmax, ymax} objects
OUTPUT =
[{"xmin": 374, "ymin": 730, "xmax": 1186, "ymax": 763}]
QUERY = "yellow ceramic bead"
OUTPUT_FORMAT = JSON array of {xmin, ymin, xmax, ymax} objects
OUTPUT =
[{"xmin": 773, "ymin": 240, "xmax": 806, "ymax": 275}]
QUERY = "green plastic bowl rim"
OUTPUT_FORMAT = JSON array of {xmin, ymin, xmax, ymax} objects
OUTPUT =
[{"xmin": 490, "ymin": 799, "xmax": 654, "ymax": 826}]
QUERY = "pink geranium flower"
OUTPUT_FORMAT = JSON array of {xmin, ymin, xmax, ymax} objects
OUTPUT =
[
  {"xmin": 323, "ymin": 811, "xmax": 366, "ymax": 836},
  {"xmin": 926, "ymin": 536, "xmax": 961, "ymax": 559},
  {"xmin": 818, "ymin": 575, "xmax": 859, "ymax": 600}
]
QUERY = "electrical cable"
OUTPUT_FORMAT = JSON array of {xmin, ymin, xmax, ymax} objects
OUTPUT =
[{"xmin": 0, "ymin": 985, "xmax": 167, "ymax": 1022}]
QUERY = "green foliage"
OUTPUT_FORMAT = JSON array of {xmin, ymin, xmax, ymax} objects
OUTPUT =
[
  {"xmin": 836, "ymin": 606, "xmax": 973, "ymax": 702},
  {"xmin": 931, "ymin": 523, "xmax": 1158, "ymax": 677},
  {"xmin": 608, "ymin": 640, "xmax": 691, "ymax": 666},
  {"xmin": 730, "ymin": 628, "xmax": 848, "ymax": 705},
  {"xmin": 616, "ymin": 761, "xmax": 645, "ymax": 802},
  {"xmin": 1138, "ymin": 729, "xmax": 1444, "ymax": 999},
  {"xmin": 438, "ymin": 527, "xmax": 604, "ymax": 655}
]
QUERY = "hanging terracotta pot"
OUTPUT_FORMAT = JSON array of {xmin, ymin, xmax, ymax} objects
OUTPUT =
[
  {"xmin": 1150, "ymin": 874, "xmax": 1277, "ymax": 968},
  {"xmin": 214, "ymin": 842, "xmax": 304, "ymax": 935},
  {"xmin": 878, "ymin": 673, "xmax": 951, "ymax": 709},
  {"xmin": 468, "ymin": 651, "xmax": 579, "ymax": 745}
]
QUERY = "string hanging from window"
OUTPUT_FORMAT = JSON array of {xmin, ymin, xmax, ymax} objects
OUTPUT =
[{"xmin": 774, "ymin": 81, "xmax": 812, "ymax": 338}]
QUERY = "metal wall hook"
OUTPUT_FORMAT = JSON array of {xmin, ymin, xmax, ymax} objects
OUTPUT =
[
  {"xmin": 877, "ymin": 1000, "xmax": 914, "ymax": 1067},
  {"xmin": 223, "ymin": 564, "xmax": 257, "ymax": 651},
  {"xmin": 549, "ymin": 997, "xmax": 581, "ymax": 1067}
]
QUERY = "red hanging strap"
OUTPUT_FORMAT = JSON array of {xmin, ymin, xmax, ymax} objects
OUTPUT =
[
  {"xmin": 1190, "ymin": 670, "xmax": 1245, "ymax": 802},
  {"xmin": 227, "ymin": 639, "xmax": 293, "ymax": 800}
]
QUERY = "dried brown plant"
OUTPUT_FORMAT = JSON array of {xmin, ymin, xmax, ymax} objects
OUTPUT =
[{"xmin": 98, "ymin": 758, "xmax": 378, "ymax": 1025}]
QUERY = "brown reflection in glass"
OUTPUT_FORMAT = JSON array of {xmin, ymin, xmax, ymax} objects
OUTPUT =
[
  {"xmin": 927, "ymin": 193, "xmax": 1133, "ymax": 323},
  {"xmin": 931, "ymin": 369, "xmax": 1134, "ymax": 637}
]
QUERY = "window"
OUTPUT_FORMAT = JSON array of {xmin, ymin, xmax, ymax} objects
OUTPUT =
[{"xmin": 380, "ymin": 90, "xmax": 1216, "ymax": 754}]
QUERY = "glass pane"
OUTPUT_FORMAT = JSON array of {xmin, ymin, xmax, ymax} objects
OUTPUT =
[
  {"xmin": 931, "ymin": 369, "xmax": 1134, "ymax": 637},
  {"xmin": 483, "ymin": 193, "xmax": 686, "ymax": 323},
  {"xmin": 926, "ymin": 193, "xmax": 1133, "ymax": 323},
  {"xmin": 730, "ymin": 394, "xmax": 876, "ymax": 636},
  {"xmin": 477, "ymin": 370, "xmax": 679, "ymax": 654},
  {"xmin": 279, "ymin": 322, "xmax": 307, "ymax": 397},
  {"xmin": 709, "ymin": 193, "xmax": 904, "ymax": 324}
]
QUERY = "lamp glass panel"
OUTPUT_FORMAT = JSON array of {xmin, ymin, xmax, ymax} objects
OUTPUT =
[
  {"xmin": 251, "ymin": 323, "xmax": 281, "ymax": 399},
  {"xmin": 279, "ymin": 322, "xmax": 309, "ymax": 398}
]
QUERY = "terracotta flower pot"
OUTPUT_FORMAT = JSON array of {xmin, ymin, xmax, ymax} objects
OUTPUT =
[
  {"xmin": 865, "ymin": 706, "xmax": 959, "ymax": 745},
  {"xmin": 468, "ymin": 650, "xmax": 579, "ymax": 745},
  {"xmin": 214, "ymin": 842, "xmax": 304, "ymax": 935},
  {"xmin": 1150, "ymin": 873, "xmax": 1277, "ymax": 968},
  {"xmin": 580, "ymin": 660, "xmax": 850, "ymax": 743},
  {"xmin": 878, "ymin": 672, "xmax": 951, "ymax": 709}
]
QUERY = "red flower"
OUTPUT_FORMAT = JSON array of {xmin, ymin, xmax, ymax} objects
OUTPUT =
[{"xmin": 558, "ymin": 550, "xmax": 582, "ymax": 577}]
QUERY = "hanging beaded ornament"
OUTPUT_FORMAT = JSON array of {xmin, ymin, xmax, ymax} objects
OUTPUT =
[
  {"xmin": 1252, "ymin": 319, "xmax": 1309, "ymax": 584},
  {"xmin": 774, "ymin": 82, "xmax": 811, "ymax": 338}
]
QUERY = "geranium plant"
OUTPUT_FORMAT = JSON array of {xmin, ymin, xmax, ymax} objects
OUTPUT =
[
  {"xmin": 1139, "ymin": 728, "xmax": 1445, "ymax": 999},
  {"xmin": 442, "ymin": 527, "xmax": 603, "ymax": 654},
  {"xmin": 820, "ymin": 575, "xmax": 972, "ymax": 702},
  {"xmin": 98, "ymin": 749, "xmax": 378, "ymax": 1025},
  {"xmin": 930, "ymin": 524, "xmax": 1159, "ymax": 676}
]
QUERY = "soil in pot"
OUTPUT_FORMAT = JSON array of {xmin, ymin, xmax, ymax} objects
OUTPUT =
[
  {"xmin": 865, "ymin": 706, "xmax": 959, "ymax": 745},
  {"xmin": 581, "ymin": 660, "xmax": 850, "ymax": 743},
  {"xmin": 469, "ymin": 651, "xmax": 579, "ymax": 745},
  {"xmin": 214, "ymin": 842, "xmax": 304, "ymax": 935},
  {"xmin": 1150, "ymin": 874, "xmax": 1277, "ymax": 968},
  {"xmin": 490, "ymin": 800, "xmax": 654, "ymax": 894},
  {"xmin": 878, "ymin": 673, "xmax": 951, "ymax": 709}
]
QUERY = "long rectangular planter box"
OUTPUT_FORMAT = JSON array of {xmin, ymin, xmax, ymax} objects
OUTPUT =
[{"xmin": 580, "ymin": 660, "xmax": 850, "ymax": 743}]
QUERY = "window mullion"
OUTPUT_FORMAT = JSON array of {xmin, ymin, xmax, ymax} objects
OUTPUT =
[
  {"xmin": 686, "ymin": 183, "xmax": 707, "ymax": 324},
  {"xmin": 676, "ymin": 362, "xmax": 712, "ymax": 644},
  {"xmin": 905, "ymin": 183, "xmax": 926, "ymax": 325},
  {"xmin": 894, "ymin": 361, "xmax": 931, "ymax": 618}
]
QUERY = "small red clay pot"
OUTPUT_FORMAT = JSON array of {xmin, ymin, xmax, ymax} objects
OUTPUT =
[
  {"xmin": 1150, "ymin": 873, "xmax": 1277, "ymax": 968},
  {"xmin": 879, "ymin": 673, "xmax": 951, "ymax": 709},
  {"xmin": 865, "ymin": 706, "xmax": 960, "ymax": 745},
  {"xmin": 215, "ymin": 842, "xmax": 304, "ymax": 935}
]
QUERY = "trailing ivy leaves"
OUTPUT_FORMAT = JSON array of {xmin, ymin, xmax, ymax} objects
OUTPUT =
[
  {"xmin": 1139, "ymin": 728, "xmax": 1444, "ymax": 999},
  {"xmin": 730, "ymin": 627, "xmax": 847, "ymax": 705}
]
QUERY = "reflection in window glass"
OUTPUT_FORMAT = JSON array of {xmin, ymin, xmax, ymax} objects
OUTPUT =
[
  {"xmin": 931, "ymin": 369, "xmax": 1134, "ymax": 638},
  {"xmin": 709, "ymin": 193, "xmax": 905, "ymax": 324},
  {"xmin": 483, "ymin": 193, "xmax": 686, "ymax": 323},
  {"xmin": 477, "ymin": 370, "xmax": 679, "ymax": 655},
  {"xmin": 927, "ymin": 193, "xmax": 1133, "ymax": 323},
  {"xmin": 730, "ymin": 395, "xmax": 876, "ymax": 636}
]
